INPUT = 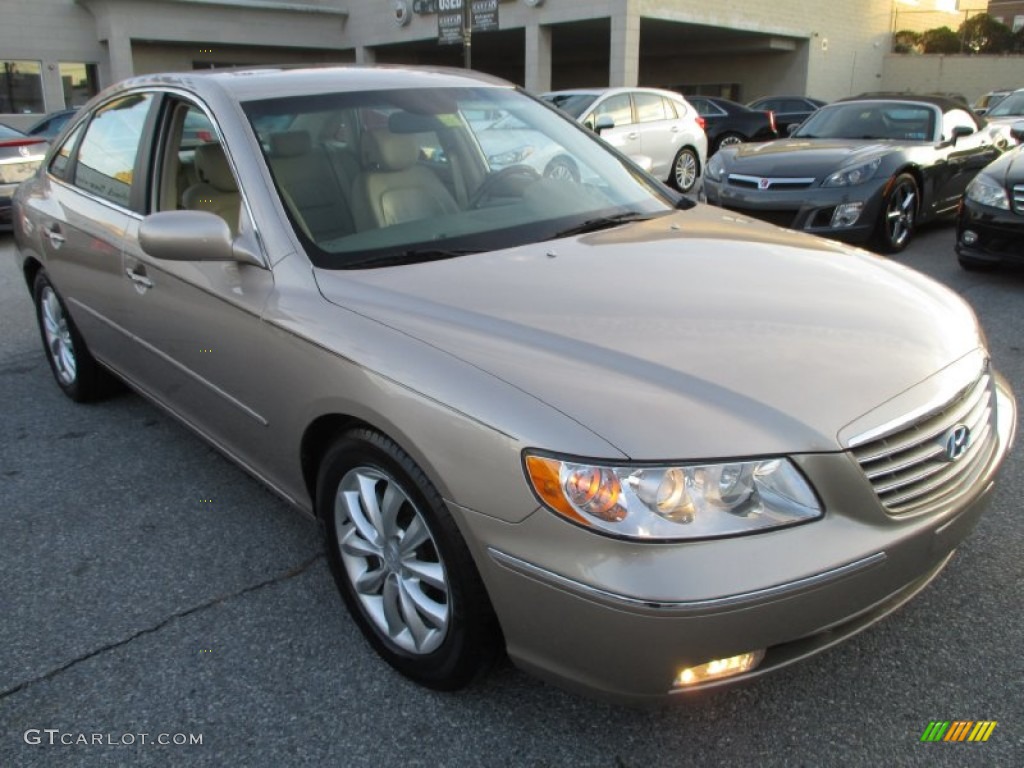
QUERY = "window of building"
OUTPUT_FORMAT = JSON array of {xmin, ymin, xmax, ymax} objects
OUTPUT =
[
  {"xmin": 1, "ymin": 60, "xmax": 44, "ymax": 114},
  {"xmin": 59, "ymin": 63, "xmax": 100, "ymax": 108},
  {"xmin": 74, "ymin": 93, "xmax": 154, "ymax": 208},
  {"xmin": 1014, "ymin": 15, "xmax": 1024, "ymax": 32}
]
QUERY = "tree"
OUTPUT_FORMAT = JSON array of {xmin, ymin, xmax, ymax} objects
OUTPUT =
[
  {"xmin": 892, "ymin": 29, "xmax": 921, "ymax": 54},
  {"xmin": 958, "ymin": 14, "xmax": 1013, "ymax": 54},
  {"xmin": 920, "ymin": 26, "xmax": 961, "ymax": 54}
]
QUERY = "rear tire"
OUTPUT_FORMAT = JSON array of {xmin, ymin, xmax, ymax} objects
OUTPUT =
[
  {"xmin": 671, "ymin": 147, "xmax": 699, "ymax": 193},
  {"xmin": 543, "ymin": 156, "xmax": 580, "ymax": 182},
  {"xmin": 714, "ymin": 132, "xmax": 745, "ymax": 154},
  {"xmin": 317, "ymin": 428, "xmax": 500, "ymax": 690},
  {"xmin": 33, "ymin": 271, "xmax": 119, "ymax": 402}
]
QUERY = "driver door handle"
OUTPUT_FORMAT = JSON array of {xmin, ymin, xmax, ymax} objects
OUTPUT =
[
  {"xmin": 126, "ymin": 266, "xmax": 153, "ymax": 290},
  {"xmin": 45, "ymin": 224, "xmax": 65, "ymax": 249}
]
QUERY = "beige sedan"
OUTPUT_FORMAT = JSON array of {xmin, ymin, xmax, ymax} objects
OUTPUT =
[{"xmin": 12, "ymin": 66, "xmax": 1016, "ymax": 703}]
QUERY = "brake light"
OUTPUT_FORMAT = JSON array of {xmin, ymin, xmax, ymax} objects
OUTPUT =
[
  {"xmin": 766, "ymin": 111, "xmax": 777, "ymax": 133},
  {"xmin": 0, "ymin": 137, "xmax": 46, "ymax": 149},
  {"xmin": 696, "ymin": 116, "xmax": 706, "ymax": 131},
  {"xmin": 197, "ymin": 130, "xmax": 213, "ymax": 142}
]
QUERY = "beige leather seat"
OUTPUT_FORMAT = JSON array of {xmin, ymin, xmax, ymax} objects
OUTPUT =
[
  {"xmin": 182, "ymin": 143, "xmax": 240, "ymax": 234},
  {"xmin": 268, "ymin": 130, "xmax": 355, "ymax": 242},
  {"xmin": 351, "ymin": 129, "xmax": 460, "ymax": 231}
]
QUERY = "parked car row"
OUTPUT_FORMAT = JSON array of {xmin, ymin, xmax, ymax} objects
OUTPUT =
[
  {"xmin": 0, "ymin": 123, "xmax": 48, "ymax": 229},
  {"xmin": 11, "ymin": 65, "xmax": 1017, "ymax": 705}
]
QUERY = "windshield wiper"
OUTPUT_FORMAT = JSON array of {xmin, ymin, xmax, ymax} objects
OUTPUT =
[
  {"xmin": 343, "ymin": 247, "xmax": 481, "ymax": 269},
  {"xmin": 548, "ymin": 211, "xmax": 669, "ymax": 240}
]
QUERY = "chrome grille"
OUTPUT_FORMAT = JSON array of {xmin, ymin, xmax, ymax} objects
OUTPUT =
[
  {"xmin": 851, "ymin": 372, "xmax": 997, "ymax": 516},
  {"xmin": 1013, "ymin": 184, "xmax": 1024, "ymax": 215}
]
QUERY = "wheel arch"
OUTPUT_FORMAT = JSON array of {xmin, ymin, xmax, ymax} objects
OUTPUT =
[{"xmin": 22, "ymin": 256, "xmax": 44, "ymax": 294}]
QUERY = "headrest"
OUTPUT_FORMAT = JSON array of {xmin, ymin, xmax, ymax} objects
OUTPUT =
[
  {"xmin": 269, "ymin": 130, "xmax": 313, "ymax": 158},
  {"xmin": 194, "ymin": 143, "xmax": 237, "ymax": 192},
  {"xmin": 362, "ymin": 129, "xmax": 419, "ymax": 172}
]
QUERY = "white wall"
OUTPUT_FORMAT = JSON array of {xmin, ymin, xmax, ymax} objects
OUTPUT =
[{"xmin": 881, "ymin": 54, "xmax": 1024, "ymax": 102}]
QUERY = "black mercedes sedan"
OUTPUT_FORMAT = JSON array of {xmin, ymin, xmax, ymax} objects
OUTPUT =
[
  {"xmin": 703, "ymin": 96, "xmax": 1007, "ymax": 252},
  {"xmin": 956, "ymin": 121, "xmax": 1024, "ymax": 270}
]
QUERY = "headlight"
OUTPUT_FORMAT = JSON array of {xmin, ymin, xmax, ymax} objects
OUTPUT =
[
  {"xmin": 705, "ymin": 153, "xmax": 725, "ymax": 182},
  {"xmin": 524, "ymin": 454, "xmax": 822, "ymax": 541},
  {"xmin": 488, "ymin": 145, "xmax": 534, "ymax": 166},
  {"xmin": 965, "ymin": 174, "xmax": 1010, "ymax": 210},
  {"xmin": 823, "ymin": 157, "xmax": 881, "ymax": 187}
]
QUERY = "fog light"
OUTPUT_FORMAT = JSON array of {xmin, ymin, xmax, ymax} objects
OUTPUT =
[
  {"xmin": 962, "ymin": 230, "xmax": 979, "ymax": 246},
  {"xmin": 831, "ymin": 202, "xmax": 864, "ymax": 228},
  {"xmin": 673, "ymin": 650, "xmax": 765, "ymax": 688}
]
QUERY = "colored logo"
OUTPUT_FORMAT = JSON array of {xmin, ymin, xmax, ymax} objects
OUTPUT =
[
  {"xmin": 942, "ymin": 423, "xmax": 971, "ymax": 462},
  {"xmin": 920, "ymin": 721, "xmax": 997, "ymax": 742},
  {"xmin": 759, "ymin": 178, "xmax": 770, "ymax": 189}
]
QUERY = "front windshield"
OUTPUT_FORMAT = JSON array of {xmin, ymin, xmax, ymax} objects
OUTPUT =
[
  {"xmin": 793, "ymin": 101, "xmax": 936, "ymax": 141},
  {"xmin": 540, "ymin": 92, "xmax": 598, "ymax": 119},
  {"xmin": 988, "ymin": 91, "xmax": 1024, "ymax": 118},
  {"xmin": 243, "ymin": 87, "xmax": 672, "ymax": 269}
]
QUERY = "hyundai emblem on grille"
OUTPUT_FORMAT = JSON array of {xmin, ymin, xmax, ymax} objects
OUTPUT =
[{"xmin": 942, "ymin": 424, "xmax": 971, "ymax": 462}]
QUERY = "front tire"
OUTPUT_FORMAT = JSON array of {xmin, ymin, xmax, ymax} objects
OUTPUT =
[
  {"xmin": 874, "ymin": 174, "xmax": 918, "ymax": 253},
  {"xmin": 33, "ymin": 271, "xmax": 118, "ymax": 402},
  {"xmin": 671, "ymin": 147, "xmax": 699, "ymax": 192},
  {"xmin": 317, "ymin": 428, "xmax": 499, "ymax": 690}
]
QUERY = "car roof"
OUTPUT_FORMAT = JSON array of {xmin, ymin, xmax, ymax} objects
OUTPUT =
[
  {"xmin": 543, "ymin": 86, "xmax": 685, "ymax": 100},
  {"xmin": 103, "ymin": 65, "xmax": 514, "ymax": 104},
  {"xmin": 841, "ymin": 93, "xmax": 967, "ymax": 112}
]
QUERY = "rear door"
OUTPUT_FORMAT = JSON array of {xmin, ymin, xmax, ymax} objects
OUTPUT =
[
  {"xmin": 632, "ymin": 92, "xmax": 682, "ymax": 178},
  {"xmin": 28, "ymin": 93, "xmax": 157, "ymax": 371}
]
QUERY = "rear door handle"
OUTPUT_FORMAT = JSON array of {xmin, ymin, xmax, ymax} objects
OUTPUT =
[
  {"xmin": 626, "ymin": 132, "xmax": 639, "ymax": 140},
  {"xmin": 125, "ymin": 266, "xmax": 153, "ymax": 290}
]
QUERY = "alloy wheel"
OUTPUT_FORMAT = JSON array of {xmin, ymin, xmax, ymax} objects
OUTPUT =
[
  {"xmin": 40, "ymin": 286, "xmax": 77, "ymax": 385},
  {"xmin": 674, "ymin": 149, "xmax": 698, "ymax": 192},
  {"xmin": 885, "ymin": 181, "xmax": 916, "ymax": 249},
  {"xmin": 334, "ymin": 467, "xmax": 450, "ymax": 655}
]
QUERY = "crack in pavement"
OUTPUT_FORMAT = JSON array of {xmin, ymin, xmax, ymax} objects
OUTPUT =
[{"xmin": 0, "ymin": 552, "xmax": 325, "ymax": 700}]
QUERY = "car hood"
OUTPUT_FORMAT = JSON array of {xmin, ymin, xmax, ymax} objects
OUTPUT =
[
  {"xmin": 725, "ymin": 139, "xmax": 897, "ymax": 177},
  {"xmin": 314, "ymin": 207, "xmax": 982, "ymax": 459}
]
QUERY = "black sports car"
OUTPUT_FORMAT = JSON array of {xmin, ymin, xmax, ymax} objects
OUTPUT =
[
  {"xmin": 683, "ymin": 95, "xmax": 778, "ymax": 154},
  {"xmin": 703, "ymin": 96, "xmax": 1007, "ymax": 252},
  {"xmin": 956, "ymin": 121, "xmax": 1024, "ymax": 269}
]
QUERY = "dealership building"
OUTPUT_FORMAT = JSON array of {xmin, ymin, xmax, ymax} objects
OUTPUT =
[{"xmin": 0, "ymin": 0, "xmax": 943, "ymax": 130}]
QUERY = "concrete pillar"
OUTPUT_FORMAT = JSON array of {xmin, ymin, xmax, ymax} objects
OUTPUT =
[
  {"xmin": 609, "ymin": 5, "xmax": 639, "ymax": 88},
  {"xmin": 105, "ymin": 32, "xmax": 134, "ymax": 84},
  {"xmin": 356, "ymin": 46, "xmax": 376, "ymax": 65},
  {"xmin": 524, "ymin": 23, "xmax": 552, "ymax": 93}
]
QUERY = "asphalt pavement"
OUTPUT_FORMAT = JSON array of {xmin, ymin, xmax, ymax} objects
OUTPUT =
[{"xmin": 1, "ymin": 222, "xmax": 1022, "ymax": 767}]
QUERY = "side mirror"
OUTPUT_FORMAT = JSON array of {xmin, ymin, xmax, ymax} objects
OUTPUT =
[
  {"xmin": 1010, "ymin": 121, "xmax": 1024, "ymax": 144},
  {"xmin": 139, "ymin": 211, "xmax": 261, "ymax": 266},
  {"xmin": 786, "ymin": 123, "xmax": 800, "ymax": 136},
  {"xmin": 947, "ymin": 125, "xmax": 973, "ymax": 146},
  {"xmin": 973, "ymin": 107, "xmax": 988, "ymax": 117},
  {"xmin": 594, "ymin": 115, "xmax": 615, "ymax": 134}
]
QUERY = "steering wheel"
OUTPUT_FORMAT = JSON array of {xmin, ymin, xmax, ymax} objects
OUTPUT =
[{"xmin": 469, "ymin": 164, "xmax": 541, "ymax": 208}]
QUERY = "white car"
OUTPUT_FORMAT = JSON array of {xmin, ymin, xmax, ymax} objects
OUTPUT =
[{"xmin": 542, "ymin": 87, "xmax": 707, "ymax": 193}]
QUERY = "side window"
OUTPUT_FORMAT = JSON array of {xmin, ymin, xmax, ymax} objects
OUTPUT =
[
  {"xmin": 73, "ymin": 94, "xmax": 154, "ymax": 208},
  {"xmin": 589, "ymin": 94, "xmax": 632, "ymax": 128},
  {"xmin": 942, "ymin": 109, "xmax": 977, "ymax": 140},
  {"xmin": 634, "ymin": 93, "xmax": 668, "ymax": 123},
  {"xmin": 48, "ymin": 122, "xmax": 84, "ymax": 180},
  {"xmin": 155, "ymin": 101, "xmax": 242, "ymax": 235}
]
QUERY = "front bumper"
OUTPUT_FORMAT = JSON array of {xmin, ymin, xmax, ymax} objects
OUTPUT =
[
  {"xmin": 452, "ymin": 375, "xmax": 1015, "ymax": 704},
  {"xmin": 956, "ymin": 198, "xmax": 1024, "ymax": 265},
  {"xmin": 703, "ymin": 177, "xmax": 884, "ymax": 244}
]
